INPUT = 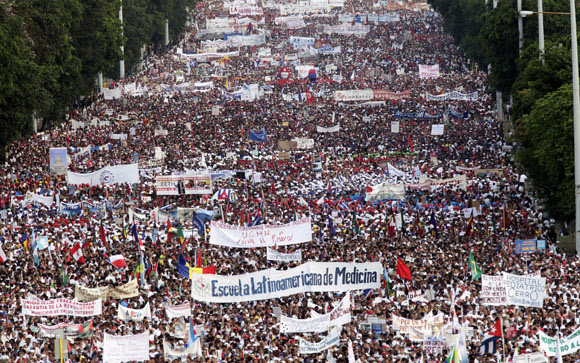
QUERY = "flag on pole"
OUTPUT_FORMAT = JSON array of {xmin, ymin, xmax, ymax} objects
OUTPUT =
[
  {"xmin": 445, "ymin": 344, "xmax": 461, "ymax": 363},
  {"xmin": 396, "ymin": 257, "xmax": 411, "ymax": 280},
  {"xmin": 109, "ymin": 254, "xmax": 127, "ymax": 269},
  {"xmin": 70, "ymin": 243, "xmax": 85, "ymax": 264},
  {"xmin": 100, "ymin": 220, "xmax": 106, "ymax": 246},
  {"xmin": 61, "ymin": 265, "xmax": 69, "ymax": 286},
  {"xmin": 478, "ymin": 335, "xmax": 500, "ymax": 355},
  {"xmin": 468, "ymin": 251, "xmax": 482, "ymax": 280},
  {"xmin": 466, "ymin": 210, "xmax": 474, "ymax": 236}
]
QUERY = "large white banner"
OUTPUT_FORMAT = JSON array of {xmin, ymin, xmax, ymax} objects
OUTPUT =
[
  {"xmin": 103, "ymin": 332, "xmax": 149, "ymax": 363},
  {"xmin": 366, "ymin": 182, "xmax": 405, "ymax": 201},
  {"xmin": 289, "ymin": 36, "xmax": 315, "ymax": 47},
  {"xmin": 191, "ymin": 262, "xmax": 382, "ymax": 303},
  {"xmin": 228, "ymin": 34, "xmax": 265, "ymax": 47},
  {"xmin": 503, "ymin": 272, "xmax": 546, "ymax": 308},
  {"xmin": 418, "ymin": 64, "xmax": 440, "ymax": 79},
  {"xmin": 298, "ymin": 327, "xmax": 340, "ymax": 354},
  {"xmin": 539, "ymin": 327, "xmax": 580, "ymax": 357},
  {"xmin": 163, "ymin": 340, "xmax": 202, "ymax": 360},
  {"xmin": 334, "ymin": 89, "xmax": 374, "ymax": 102},
  {"xmin": 117, "ymin": 302, "xmax": 151, "ymax": 321},
  {"xmin": 22, "ymin": 298, "xmax": 102, "ymax": 317},
  {"xmin": 281, "ymin": 314, "xmax": 330, "ymax": 333},
  {"xmin": 67, "ymin": 163, "xmax": 139, "ymax": 186},
  {"xmin": 417, "ymin": 174, "xmax": 468, "ymax": 190},
  {"xmin": 156, "ymin": 173, "xmax": 212, "ymax": 195},
  {"xmin": 316, "ymin": 125, "xmax": 340, "ymax": 133},
  {"xmin": 75, "ymin": 279, "xmax": 139, "ymax": 302},
  {"xmin": 310, "ymin": 292, "xmax": 351, "ymax": 328},
  {"xmin": 481, "ymin": 274, "xmax": 507, "ymax": 306},
  {"xmin": 209, "ymin": 217, "xmax": 312, "ymax": 248},
  {"xmin": 267, "ymin": 248, "xmax": 302, "ymax": 262},
  {"xmin": 165, "ymin": 303, "xmax": 192, "ymax": 318}
]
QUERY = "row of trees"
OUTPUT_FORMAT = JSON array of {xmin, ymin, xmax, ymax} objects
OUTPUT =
[
  {"xmin": 0, "ymin": 0, "xmax": 193, "ymax": 156},
  {"xmin": 430, "ymin": 0, "xmax": 576, "ymax": 222}
]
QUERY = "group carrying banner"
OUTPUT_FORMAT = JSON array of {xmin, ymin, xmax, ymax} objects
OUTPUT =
[
  {"xmin": 281, "ymin": 292, "xmax": 351, "ymax": 333},
  {"xmin": 163, "ymin": 339, "xmax": 202, "ymax": 360},
  {"xmin": 191, "ymin": 262, "xmax": 382, "ymax": 303},
  {"xmin": 67, "ymin": 163, "xmax": 139, "ymax": 186},
  {"xmin": 22, "ymin": 298, "xmax": 102, "ymax": 317},
  {"xmin": 117, "ymin": 302, "xmax": 152, "ymax": 321},
  {"xmin": 480, "ymin": 273, "xmax": 546, "ymax": 308},
  {"xmin": 209, "ymin": 217, "xmax": 312, "ymax": 248},
  {"xmin": 365, "ymin": 182, "xmax": 405, "ymax": 201},
  {"xmin": 539, "ymin": 326, "xmax": 580, "ymax": 357}
]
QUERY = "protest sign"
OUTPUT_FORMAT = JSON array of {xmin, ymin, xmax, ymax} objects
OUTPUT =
[
  {"xmin": 117, "ymin": 302, "xmax": 152, "ymax": 321},
  {"xmin": 67, "ymin": 163, "xmax": 139, "ymax": 186},
  {"xmin": 392, "ymin": 312, "xmax": 444, "ymax": 341},
  {"xmin": 503, "ymin": 272, "xmax": 546, "ymax": 308},
  {"xmin": 191, "ymin": 262, "xmax": 382, "ymax": 303},
  {"xmin": 209, "ymin": 217, "xmax": 312, "ymax": 248},
  {"xmin": 49, "ymin": 148, "xmax": 68, "ymax": 175},
  {"xmin": 481, "ymin": 274, "xmax": 507, "ymax": 306},
  {"xmin": 34, "ymin": 321, "xmax": 93, "ymax": 338},
  {"xmin": 22, "ymin": 298, "xmax": 102, "ymax": 317},
  {"xmin": 423, "ymin": 336, "xmax": 446, "ymax": 355},
  {"xmin": 514, "ymin": 352, "xmax": 549, "ymax": 363},
  {"xmin": 163, "ymin": 339, "xmax": 202, "ymax": 360},
  {"xmin": 281, "ymin": 314, "xmax": 330, "ymax": 333},
  {"xmin": 418, "ymin": 64, "xmax": 440, "ymax": 79},
  {"xmin": 334, "ymin": 89, "xmax": 374, "ymax": 101},
  {"xmin": 316, "ymin": 125, "xmax": 340, "ymax": 133},
  {"xmin": 539, "ymin": 327, "xmax": 580, "ymax": 357},
  {"xmin": 267, "ymin": 248, "xmax": 302, "ymax": 262},
  {"xmin": 391, "ymin": 121, "xmax": 400, "ymax": 133},
  {"xmin": 431, "ymin": 124, "xmax": 444, "ymax": 135},
  {"xmin": 155, "ymin": 173, "xmax": 212, "ymax": 195},
  {"xmin": 103, "ymin": 332, "xmax": 149, "ymax": 363},
  {"xmin": 515, "ymin": 239, "xmax": 537, "ymax": 254},
  {"xmin": 165, "ymin": 302, "xmax": 192, "ymax": 318},
  {"xmin": 298, "ymin": 327, "xmax": 340, "ymax": 354}
]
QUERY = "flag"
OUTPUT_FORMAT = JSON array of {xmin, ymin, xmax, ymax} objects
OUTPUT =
[
  {"xmin": 387, "ymin": 215, "xmax": 396, "ymax": 237},
  {"xmin": 363, "ymin": 288, "xmax": 372, "ymax": 299},
  {"xmin": 21, "ymin": 232, "xmax": 29, "ymax": 251},
  {"xmin": 0, "ymin": 245, "xmax": 6, "ymax": 263},
  {"xmin": 121, "ymin": 219, "xmax": 127, "ymax": 241},
  {"xmin": 61, "ymin": 265, "xmax": 69, "ymax": 286},
  {"xmin": 186, "ymin": 320, "xmax": 198, "ymax": 348},
  {"xmin": 430, "ymin": 211, "xmax": 438, "ymax": 237},
  {"xmin": 445, "ymin": 345, "xmax": 461, "ymax": 363},
  {"xmin": 489, "ymin": 319, "xmax": 503, "ymax": 337},
  {"xmin": 249, "ymin": 128, "xmax": 268, "ymax": 142},
  {"xmin": 100, "ymin": 220, "xmax": 106, "ymax": 246},
  {"xmin": 70, "ymin": 243, "xmax": 85, "ymax": 264},
  {"xmin": 193, "ymin": 213, "xmax": 205, "ymax": 235},
  {"xmin": 478, "ymin": 335, "xmax": 499, "ymax": 355},
  {"xmin": 468, "ymin": 251, "xmax": 482, "ymax": 280},
  {"xmin": 348, "ymin": 339, "xmax": 356, "ymax": 363},
  {"xmin": 353, "ymin": 212, "xmax": 360, "ymax": 234},
  {"xmin": 248, "ymin": 211, "xmax": 263, "ymax": 226},
  {"xmin": 408, "ymin": 135, "xmax": 414, "ymax": 152},
  {"xmin": 109, "ymin": 254, "xmax": 127, "ymax": 269},
  {"xmin": 416, "ymin": 211, "xmax": 424, "ymax": 237},
  {"xmin": 305, "ymin": 90, "xmax": 314, "ymax": 104},
  {"xmin": 177, "ymin": 254, "xmax": 216, "ymax": 279},
  {"xmin": 466, "ymin": 210, "xmax": 474, "ymax": 236},
  {"xmin": 400, "ymin": 210, "xmax": 406, "ymax": 235},
  {"xmin": 298, "ymin": 89, "xmax": 302, "ymax": 103},
  {"xmin": 166, "ymin": 220, "xmax": 174, "ymax": 244},
  {"xmin": 396, "ymin": 257, "xmax": 411, "ymax": 280},
  {"xmin": 177, "ymin": 223, "xmax": 185, "ymax": 244},
  {"xmin": 36, "ymin": 236, "xmax": 49, "ymax": 251},
  {"xmin": 328, "ymin": 216, "xmax": 336, "ymax": 236},
  {"xmin": 384, "ymin": 268, "xmax": 392, "ymax": 296}
]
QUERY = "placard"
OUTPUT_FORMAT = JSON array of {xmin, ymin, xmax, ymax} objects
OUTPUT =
[
  {"xmin": 103, "ymin": 332, "xmax": 149, "ymax": 363},
  {"xmin": 481, "ymin": 274, "xmax": 507, "ymax": 306},
  {"xmin": 515, "ymin": 239, "xmax": 537, "ymax": 254},
  {"xmin": 266, "ymin": 248, "xmax": 302, "ymax": 262},
  {"xmin": 22, "ymin": 298, "xmax": 102, "ymax": 317},
  {"xmin": 156, "ymin": 173, "xmax": 212, "ymax": 195},
  {"xmin": 503, "ymin": 272, "xmax": 546, "ymax": 308},
  {"xmin": 209, "ymin": 218, "xmax": 312, "ymax": 248}
]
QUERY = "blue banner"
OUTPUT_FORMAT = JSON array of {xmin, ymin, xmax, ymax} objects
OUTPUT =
[
  {"xmin": 249, "ymin": 128, "xmax": 268, "ymax": 142},
  {"xmin": 515, "ymin": 239, "xmax": 537, "ymax": 254}
]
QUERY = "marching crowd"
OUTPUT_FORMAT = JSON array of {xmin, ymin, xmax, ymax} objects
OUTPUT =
[{"xmin": 0, "ymin": 0, "xmax": 574, "ymax": 362}]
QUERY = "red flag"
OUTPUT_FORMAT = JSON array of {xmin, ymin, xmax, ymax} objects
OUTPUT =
[
  {"xmin": 466, "ymin": 210, "xmax": 474, "ymax": 236},
  {"xmin": 396, "ymin": 257, "xmax": 411, "ymax": 281},
  {"xmin": 408, "ymin": 136, "xmax": 414, "ymax": 153},
  {"xmin": 70, "ymin": 243, "xmax": 86, "ymax": 264},
  {"xmin": 166, "ymin": 220, "xmax": 173, "ymax": 244},
  {"xmin": 196, "ymin": 253, "xmax": 203, "ymax": 268},
  {"xmin": 305, "ymin": 90, "xmax": 314, "ymax": 104},
  {"xmin": 489, "ymin": 319, "xmax": 503, "ymax": 337},
  {"xmin": 100, "ymin": 221, "xmax": 106, "ymax": 246}
]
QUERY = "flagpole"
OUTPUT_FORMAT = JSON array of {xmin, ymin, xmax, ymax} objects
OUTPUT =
[{"xmin": 500, "ymin": 317, "xmax": 506, "ymax": 363}]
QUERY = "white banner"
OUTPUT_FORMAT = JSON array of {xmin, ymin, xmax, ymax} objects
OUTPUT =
[
  {"xmin": 316, "ymin": 125, "xmax": 340, "ymax": 133},
  {"xmin": 103, "ymin": 332, "xmax": 149, "ymax": 363},
  {"xmin": 75, "ymin": 279, "xmax": 139, "ymax": 302},
  {"xmin": 35, "ymin": 322, "xmax": 89, "ymax": 338},
  {"xmin": 67, "ymin": 163, "xmax": 139, "ymax": 186},
  {"xmin": 163, "ymin": 340, "xmax": 202, "ymax": 361},
  {"xmin": 22, "ymin": 298, "xmax": 102, "ymax": 317},
  {"xmin": 229, "ymin": 5, "xmax": 263, "ymax": 15},
  {"xmin": 431, "ymin": 124, "xmax": 444, "ymax": 136},
  {"xmin": 292, "ymin": 137, "xmax": 315, "ymax": 149},
  {"xmin": 481, "ymin": 274, "xmax": 507, "ymax": 306},
  {"xmin": 539, "ymin": 327, "xmax": 580, "ymax": 357},
  {"xmin": 117, "ymin": 302, "xmax": 151, "ymax": 321},
  {"xmin": 418, "ymin": 64, "xmax": 440, "ymax": 79},
  {"xmin": 366, "ymin": 182, "xmax": 405, "ymax": 201},
  {"xmin": 156, "ymin": 173, "xmax": 212, "ymax": 195},
  {"xmin": 210, "ymin": 217, "xmax": 312, "ymax": 248},
  {"xmin": 391, "ymin": 121, "xmax": 400, "ymax": 133},
  {"xmin": 165, "ymin": 303, "xmax": 192, "ymax": 318},
  {"xmin": 334, "ymin": 89, "xmax": 374, "ymax": 102},
  {"xmin": 323, "ymin": 23, "xmax": 370, "ymax": 35},
  {"xmin": 425, "ymin": 91, "xmax": 478, "ymax": 102},
  {"xmin": 191, "ymin": 262, "xmax": 382, "ymax": 303},
  {"xmin": 514, "ymin": 352, "xmax": 549, "ymax": 363},
  {"xmin": 289, "ymin": 36, "xmax": 315, "ymax": 47},
  {"xmin": 310, "ymin": 292, "xmax": 351, "ymax": 327},
  {"xmin": 298, "ymin": 327, "xmax": 340, "ymax": 354},
  {"xmin": 503, "ymin": 272, "xmax": 546, "ymax": 308},
  {"xmin": 228, "ymin": 34, "xmax": 265, "ymax": 47},
  {"xmin": 295, "ymin": 65, "xmax": 319, "ymax": 78},
  {"xmin": 266, "ymin": 248, "xmax": 302, "ymax": 262},
  {"xmin": 101, "ymin": 87, "xmax": 122, "ymax": 100},
  {"xmin": 417, "ymin": 174, "xmax": 468, "ymax": 190},
  {"xmin": 281, "ymin": 314, "xmax": 330, "ymax": 333}
]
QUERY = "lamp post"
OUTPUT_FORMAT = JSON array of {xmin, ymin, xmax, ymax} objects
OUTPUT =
[
  {"xmin": 519, "ymin": 9, "xmax": 571, "ymax": 59},
  {"xmin": 571, "ymin": 0, "xmax": 580, "ymax": 256}
]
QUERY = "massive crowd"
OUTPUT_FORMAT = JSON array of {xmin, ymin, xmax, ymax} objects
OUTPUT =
[{"xmin": 0, "ymin": 0, "xmax": 572, "ymax": 362}]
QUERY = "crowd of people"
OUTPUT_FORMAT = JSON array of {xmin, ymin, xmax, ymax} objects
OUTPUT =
[{"xmin": 0, "ymin": 0, "xmax": 573, "ymax": 362}]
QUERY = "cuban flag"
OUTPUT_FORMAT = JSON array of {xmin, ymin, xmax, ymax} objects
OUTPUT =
[
  {"xmin": 248, "ymin": 211, "xmax": 263, "ymax": 227},
  {"xmin": 478, "ymin": 335, "xmax": 499, "ymax": 355}
]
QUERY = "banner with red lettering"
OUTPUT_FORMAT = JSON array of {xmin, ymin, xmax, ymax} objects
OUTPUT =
[{"xmin": 22, "ymin": 298, "xmax": 102, "ymax": 317}]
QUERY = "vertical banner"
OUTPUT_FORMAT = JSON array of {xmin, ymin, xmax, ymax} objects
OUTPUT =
[{"xmin": 49, "ymin": 148, "xmax": 68, "ymax": 175}]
